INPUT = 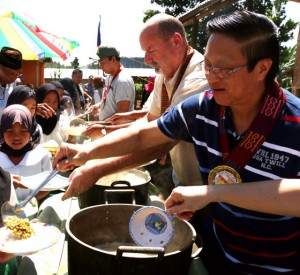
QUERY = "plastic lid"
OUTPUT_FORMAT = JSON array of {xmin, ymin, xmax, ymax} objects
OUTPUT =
[{"xmin": 129, "ymin": 206, "xmax": 174, "ymax": 247}]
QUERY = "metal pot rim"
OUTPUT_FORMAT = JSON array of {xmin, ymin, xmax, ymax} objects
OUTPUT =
[
  {"xmin": 95, "ymin": 169, "xmax": 151, "ymax": 187},
  {"xmin": 66, "ymin": 204, "xmax": 196, "ymax": 258}
]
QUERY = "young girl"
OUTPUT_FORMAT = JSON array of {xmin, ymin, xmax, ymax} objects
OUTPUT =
[
  {"xmin": 60, "ymin": 95, "xmax": 75, "ymax": 117},
  {"xmin": 6, "ymin": 85, "xmax": 43, "ymax": 144},
  {"xmin": 0, "ymin": 104, "xmax": 51, "ymax": 201},
  {"xmin": 35, "ymin": 83, "xmax": 67, "ymax": 145}
]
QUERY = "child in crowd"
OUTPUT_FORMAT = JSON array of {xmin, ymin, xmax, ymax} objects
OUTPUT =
[
  {"xmin": 35, "ymin": 83, "xmax": 67, "ymax": 145},
  {"xmin": 92, "ymin": 76, "xmax": 105, "ymax": 105},
  {"xmin": 0, "ymin": 104, "xmax": 51, "ymax": 201},
  {"xmin": 6, "ymin": 85, "xmax": 43, "ymax": 144},
  {"xmin": 60, "ymin": 95, "xmax": 75, "ymax": 117}
]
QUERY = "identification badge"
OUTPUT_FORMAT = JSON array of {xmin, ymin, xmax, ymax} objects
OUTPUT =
[{"xmin": 208, "ymin": 165, "xmax": 242, "ymax": 185}]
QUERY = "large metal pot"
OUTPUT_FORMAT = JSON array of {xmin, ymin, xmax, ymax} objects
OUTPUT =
[
  {"xmin": 66, "ymin": 204, "xmax": 197, "ymax": 275},
  {"xmin": 78, "ymin": 169, "xmax": 151, "ymax": 209}
]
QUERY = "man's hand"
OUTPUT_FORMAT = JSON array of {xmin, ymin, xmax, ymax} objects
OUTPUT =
[
  {"xmin": 165, "ymin": 186, "xmax": 210, "ymax": 220},
  {"xmin": 107, "ymin": 111, "xmax": 134, "ymax": 125},
  {"xmin": 52, "ymin": 143, "xmax": 90, "ymax": 172},
  {"xmin": 86, "ymin": 104, "xmax": 100, "ymax": 115},
  {"xmin": 61, "ymin": 163, "xmax": 102, "ymax": 200},
  {"xmin": 82, "ymin": 125, "xmax": 104, "ymax": 139}
]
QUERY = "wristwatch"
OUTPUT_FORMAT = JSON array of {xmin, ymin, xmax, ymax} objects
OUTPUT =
[{"xmin": 101, "ymin": 125, "xmax": 107, "ymax": 136}]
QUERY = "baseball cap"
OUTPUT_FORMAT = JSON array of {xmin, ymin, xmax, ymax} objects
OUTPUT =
[{"xmin": 96, "ymin": 46, "xmax": 120, "ymax": 61}]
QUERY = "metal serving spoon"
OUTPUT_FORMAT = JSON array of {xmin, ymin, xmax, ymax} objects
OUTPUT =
[{"xmin": 1, "ymin": 169, "xmax": 59, "ymax": 222}]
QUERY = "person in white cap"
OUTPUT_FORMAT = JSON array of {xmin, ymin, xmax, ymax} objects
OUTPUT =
[{"xmin": 86, "ymin": 46, "xmax": 135, "ymax": 121}]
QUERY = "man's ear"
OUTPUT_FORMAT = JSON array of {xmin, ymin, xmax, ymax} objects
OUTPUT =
[
  {"xmin": 171, "ymin": 32, "xmax": 183, "ymax": 48},
  {"xmin": 256, "ymin": 58, "xmax": 273, "ymax": 81}
]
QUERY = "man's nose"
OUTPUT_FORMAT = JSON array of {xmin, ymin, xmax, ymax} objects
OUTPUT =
[
  {"xmin": 205, "ymin": 71, "xmax": 221, "ymax": 83},
  {"xmin": 144, "ymin": 53, "xmax": 151, "ymax": 65}
]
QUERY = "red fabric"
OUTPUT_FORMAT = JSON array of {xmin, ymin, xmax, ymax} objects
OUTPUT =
[{"xmin": 145, "ymin": 76, "xmax": 155, "ymax": 93}]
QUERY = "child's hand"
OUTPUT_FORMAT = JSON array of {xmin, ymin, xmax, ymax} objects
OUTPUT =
[{"xmin": 12, "ymin": 175, "xmax": 27, "ymax": 189}]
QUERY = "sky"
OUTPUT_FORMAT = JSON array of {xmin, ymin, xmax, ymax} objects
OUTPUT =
[{"xmin": 1, "ymin": 0, "xmax": 299, "ymax": 66}]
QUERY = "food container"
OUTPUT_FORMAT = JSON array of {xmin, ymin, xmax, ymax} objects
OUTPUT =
[
  {"xmin": 78, "ymin": 169, "xmax": 151, "ymax": 208},
  {"xmin": 66, "ymin": 204, "xmax": 197, "ymax": 275}
]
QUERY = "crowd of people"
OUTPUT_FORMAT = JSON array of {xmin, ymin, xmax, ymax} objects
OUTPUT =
[
  {"xmin": 0, "ymin": 39, "xmax": 140, "ymax": 272},
  {"xmin": 0, "ymin": 9, "xmax": 299, "ymax": 275}
]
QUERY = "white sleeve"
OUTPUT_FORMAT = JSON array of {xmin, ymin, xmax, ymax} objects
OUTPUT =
[{"xmin": 9, "ymin": 175, "xmax": 18, "ymax": 204}]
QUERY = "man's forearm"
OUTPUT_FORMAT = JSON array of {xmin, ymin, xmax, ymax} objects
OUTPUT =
[
  {"xmin": 87, "ymin": 120, "xmax": 170, "ymax": 161},
  {"xmin": 211, "ymin": 179, "xmax": 300, "ymax": 217},
  {"xmin": 88, "ymin": 142, "xmax": 176, "ymax": 178}
]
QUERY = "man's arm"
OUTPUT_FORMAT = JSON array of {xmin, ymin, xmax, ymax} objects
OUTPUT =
[
  {"xmin": 165, "ymin": 179, "xmax": 300, "ymax": 219},
  {"xmin": 53, "ymin": 120, "xmax": 172, "ymax": 171},
  {"xmin": 116, "ymin": 100, "xmax": 131, "ymax": 113},
  {"xmin": 82, "ymin": 110, "xmax": 152, "ymax": 139},
  {"xmin": 108, "ymin": 109, "xmax": 149, "ymax": 124},
  {"xmin": 62, "ymin": 141, "xmax": 177, "ymax": 200}
]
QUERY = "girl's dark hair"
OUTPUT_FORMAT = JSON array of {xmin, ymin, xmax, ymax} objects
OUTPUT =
[
  {"xmin": 207, "ymin": 10, "xmax": 279, "ymax": 84},
  {"xmin": 6, "ymin": 85, "xmax": 36, "ymax": 107}
]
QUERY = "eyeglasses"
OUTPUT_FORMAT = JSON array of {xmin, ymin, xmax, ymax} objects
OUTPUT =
[{"xmin": 200, "ymin": 61, "xmax": 248, "ymax": 79}]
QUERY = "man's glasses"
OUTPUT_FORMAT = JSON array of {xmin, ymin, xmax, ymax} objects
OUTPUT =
[{"xmin": 200, "ymin": 61, "xmax": 248, "ymax": 79}]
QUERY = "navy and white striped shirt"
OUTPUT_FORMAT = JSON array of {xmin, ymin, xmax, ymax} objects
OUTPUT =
[{"xmin": 158, "ymin": 89, "xmax": 300, "ymax": 274}]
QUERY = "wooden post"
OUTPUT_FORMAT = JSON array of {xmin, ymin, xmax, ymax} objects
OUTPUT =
[
  {"xmin": 191, "ymin": 18, "xmax": 199, "ymax": 48},
  {"xmin": 292, "ymin": 26, "xmax": 300, "ymax": 97}
]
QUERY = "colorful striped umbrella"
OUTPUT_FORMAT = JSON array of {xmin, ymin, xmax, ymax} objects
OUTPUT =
[{"xmin": 0, "ymin": 7, "xmax": 79, "ymax": 61}]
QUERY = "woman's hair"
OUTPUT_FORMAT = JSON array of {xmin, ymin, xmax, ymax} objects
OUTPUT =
[
  {"xmin": 35, "ymin": 83, "xmax": 60, "ymax": 105},
  {"xmin": 60, "ymin": 96, "xmax": 75, "ymax": 116},
  {"xmin": 35, "ymin": 84, "xmax": 60, "ymax": 135},
  {"xmin": 6, "ymin": 85, "xmax": 41, "ymax": 143},
  {"xmin": 0, "ymin": 104, "xmax": 36, "ymax": 157},
  {"xmin": 93, "ymin": 76, "xmax": 105, "ymax": 89},
  {"xmin": 6, "ymin": 85, "xmax": 36, "ymax": 107},
  {"xmin": 1, "ymin": 104, "xmax": 32, "ymax": 134},
  {"xmin": 206, "ymin": 10, "xmax": 279, "ymax": 83}
]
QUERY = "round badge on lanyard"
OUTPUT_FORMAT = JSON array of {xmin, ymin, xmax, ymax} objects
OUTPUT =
[{"xmin": 208, "ymin": 165, "xmax": 242, "ymax": 185}]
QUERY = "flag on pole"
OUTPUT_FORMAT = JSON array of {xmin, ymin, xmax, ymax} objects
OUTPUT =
[{"xmin": 97, "ymin": 15, "xmax": 101, "ymax": 47}]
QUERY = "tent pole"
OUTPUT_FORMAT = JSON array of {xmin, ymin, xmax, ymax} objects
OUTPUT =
[{"xmin": 36, "ymin": 61, "xmax": 39, "ymax": 87}]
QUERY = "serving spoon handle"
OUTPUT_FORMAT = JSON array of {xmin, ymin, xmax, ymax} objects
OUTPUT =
[{"xmin": 17, "ymin": 169, "xmax": 59, "ymax": 209}]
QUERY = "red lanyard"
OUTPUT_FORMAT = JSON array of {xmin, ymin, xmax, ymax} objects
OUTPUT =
[
  {"xmin": 161, "ymin": 46, "xmax": 194, "ymax": 114},
  {"xmin": 218, "ymin": 81, "xmax": 285, "ymax": 172},
  {"xmin": 102, "ymin": 69, "xmax": 122, "ymax": 103}
]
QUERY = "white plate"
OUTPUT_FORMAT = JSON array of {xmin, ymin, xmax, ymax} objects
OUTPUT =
[
  {"xmin": 129, "ymin": 206, "xmax": 174, "ymax": 247},
  {"xmin": 21, "ymin": 172, "xmax": 69, "ymax": 191},
  {"xmin": 0, "ymin": 222, "xmax": 61, "ymax": 256},
  {"xmin": 138, "ymin": 159, "xmax": 157, "ymax": 168}
]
